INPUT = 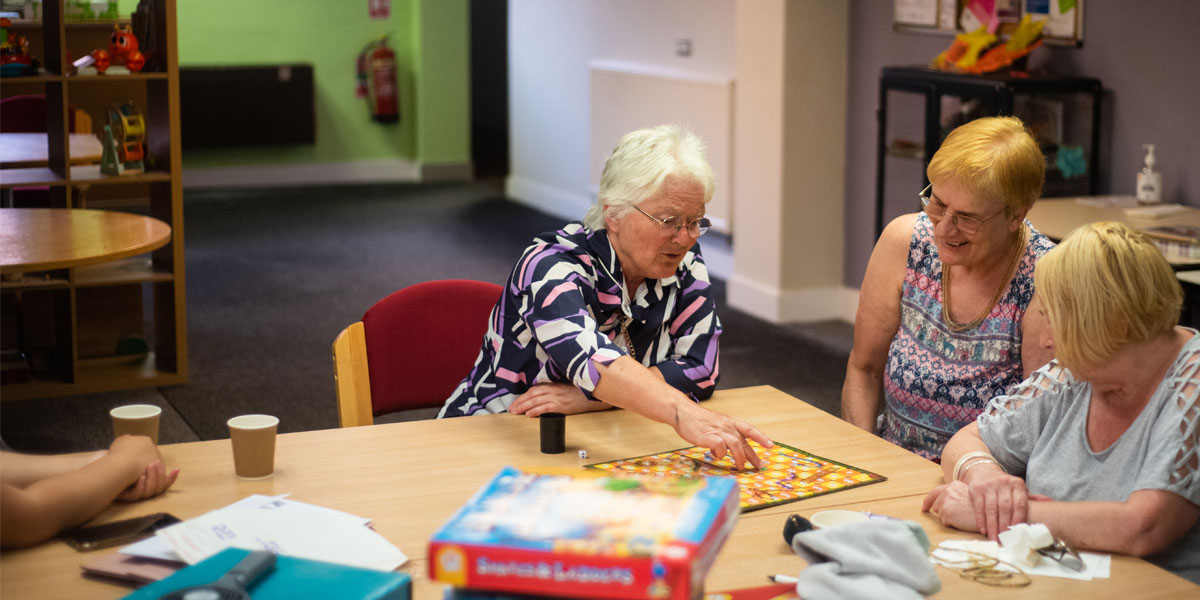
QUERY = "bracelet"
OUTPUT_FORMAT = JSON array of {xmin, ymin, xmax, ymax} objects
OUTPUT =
[
  {"xmin": 952, "ymin": 451, "xmax": 995, "ymax": 481},
  {"xmin": 957, "ymin": 458, "xmax": 1003, "ymax": 481}
]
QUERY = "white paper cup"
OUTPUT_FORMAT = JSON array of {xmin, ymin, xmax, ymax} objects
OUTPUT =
[
  {"xmin": 227, "ymin": 414, "xmax": 279, "ymax": 480},
  {"xmin": 810, "ymin": 509, "xmax": 870, "ymax": 529},
  {"xmin": 110, "ymin": 404, "xmax": 162, "ymax": 444}
]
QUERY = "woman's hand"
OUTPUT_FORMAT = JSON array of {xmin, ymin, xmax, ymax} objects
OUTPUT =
[
  {"xmin": 672, "ymin": 400, "xmax": 772, "ymax": 471},
  {"xmin": 116, "ymin": 460, "xmax": 179, "ymax": 502},
  {"xmin": 922, "ymin": 480, "xmax": 979, "ymax": 532},
  {"xmin": 509, "ymin": 383, "xmax": 611, "ymax": 416},
  {"xmin": 964, "ymin": 470, "xmax": 1030, "ymax": 540},
  {"xmin": 108, "ymin": 436, "xmax": 179, "ymax": 502}
]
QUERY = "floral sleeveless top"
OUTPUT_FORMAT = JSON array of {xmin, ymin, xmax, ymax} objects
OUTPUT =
[{"xmin": 880, "ymin": 214, "xmax": 1054, "ymax": 460}]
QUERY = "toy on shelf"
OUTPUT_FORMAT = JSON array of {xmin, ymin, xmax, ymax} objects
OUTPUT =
[
  {"xmin": 100, "ymin": 102, "xmax": 147, "ymax": 176},
  {"xmin": 89, "ymin": 24, "xmax": 145, "ymax": 74},
  {"xmin": 932, "ymin": 15, "xmax": 1046, "ymax": 75},
  {"xmin": 0, "ymin": 18, "xmax": 39, "ymax": 77}
]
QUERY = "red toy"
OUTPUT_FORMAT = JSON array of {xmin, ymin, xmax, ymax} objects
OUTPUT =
[
  {"xmin": 91, "ymin": 25, "xmax": 143, "ymax": 74},
  {"xmin": 90, "ymin": 49, "xmax": 110, "ymax": 73}
]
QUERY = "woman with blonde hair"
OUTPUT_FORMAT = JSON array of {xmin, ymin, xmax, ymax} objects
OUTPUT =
[
  {"xmin": 923, "ymin": 222, "xmax": 1199, "ymax": 583},
  {"xmin": 843, "ymin": 116, "xmax": 1056, "ymax": 460}
]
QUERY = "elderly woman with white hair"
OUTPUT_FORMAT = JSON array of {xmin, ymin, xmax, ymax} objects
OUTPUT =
[
  {"xmin": 923, "ymin": 222, "xmax": 1200, "ymax": 583},
  {"xmin": 438, "ymin": 124, "xmax": 771, "ymax": 469}
]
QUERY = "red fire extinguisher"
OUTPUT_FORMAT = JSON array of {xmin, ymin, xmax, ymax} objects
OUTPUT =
[{"xmin": 357, "ymin": 35, "xmax": 399, "ymax": 123}]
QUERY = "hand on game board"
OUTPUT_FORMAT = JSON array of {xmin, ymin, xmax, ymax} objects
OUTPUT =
[
  {"xmin": 673, "ymin": 400, "xmax": 772, "ymax": 470},
  {"xmin": 509, "ymin": 383, "xmax": 612, "ymax": 417}
]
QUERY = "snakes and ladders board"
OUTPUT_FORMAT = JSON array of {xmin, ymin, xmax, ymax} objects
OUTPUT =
[{"xmin": 586, "ymin": 441, "xmax": 887, "ymax": 512}]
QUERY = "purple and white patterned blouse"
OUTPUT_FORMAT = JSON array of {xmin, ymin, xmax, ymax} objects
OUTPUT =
[
  {"xmin": 438, "ymin": 223, "xmax": 721, "ymax": 417},
  {"xmin": 879, "ymin": 213, "xmax": 1054, "ymax": 460}
]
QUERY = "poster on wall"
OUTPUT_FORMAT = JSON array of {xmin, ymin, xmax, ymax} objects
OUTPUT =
[{"xmin": 893, "ymin": 0, "xmax": 1083, "ymax": 46}]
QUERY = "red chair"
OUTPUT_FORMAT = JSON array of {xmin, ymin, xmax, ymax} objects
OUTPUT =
[
  {"xmin": 0, "ymin": 94, "xmax": 93, "ymax": 133},
  {"xmin": 332, "ymin": 279, "xmax": 502, "ymax": 426}
]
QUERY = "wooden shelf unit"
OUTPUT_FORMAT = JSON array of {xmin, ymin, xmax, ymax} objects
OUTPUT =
[{"xmin": 1, "ymin": 0, "xmax": 186, "ymax": 401}]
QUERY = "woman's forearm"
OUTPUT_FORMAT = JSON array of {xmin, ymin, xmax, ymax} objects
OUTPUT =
[
  {"xmin": 1027, "ymin": 491, "xmax": 1200, "ymax": 557},
  {"xmin": 841, "ymin": 360, "xmax": 884, "ymax": 432}
]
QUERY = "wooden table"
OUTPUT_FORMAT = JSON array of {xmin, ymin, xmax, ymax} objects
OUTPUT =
[
  {"xmin": 0, "ymin": 208, "xmax": 171, "ymax": 275},
  {"xmin": 0, "ymin": 132, "xmax": 104, "ymax": 168},
  {"xmin": 0, "ymin": 386, "xmax": 1193, "ymax": 598},
  {"xmin": 1028, "ymin": 197, "xmax": 1200, "ymax": 268}
]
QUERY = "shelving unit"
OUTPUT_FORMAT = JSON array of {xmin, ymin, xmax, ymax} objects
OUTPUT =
[
  {"xmin": 1, "ymin": 0, "xmax": 185, "ymax": 401},
  {"xmin": 874, "ymin": 66, "xmax": 1102, "ymax": 239}
]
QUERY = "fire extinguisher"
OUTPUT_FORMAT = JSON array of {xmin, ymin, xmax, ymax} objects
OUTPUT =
[{"xmin": 357, "ymin": 35, "xmax": 399, "ymax": 123}]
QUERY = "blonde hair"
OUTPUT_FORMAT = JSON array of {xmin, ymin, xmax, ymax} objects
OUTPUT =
[
  {"xmin": 1035, "ymin": 222, "xmax": 1182, "ymax": 370},
  {"xmin": 927, "ymin": 116, "xmax": 1045, "ymax": 214},
  {"xmin": 583, "ymin": 124, "xmax": 714, "ymax": 230}
]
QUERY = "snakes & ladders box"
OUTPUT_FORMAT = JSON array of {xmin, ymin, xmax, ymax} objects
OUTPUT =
[{"xmin": 429, "ymin": 466, "xmax": 741, "ymax": 600}]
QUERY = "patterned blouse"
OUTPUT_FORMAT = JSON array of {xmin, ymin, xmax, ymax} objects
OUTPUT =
[
  {"xmin": 879, "ymin": 213, "xmax": 1054, "ymax": 460},
  {"xmin": 438, "ymin": 223, "xmax": 721, "ymax": 417}
]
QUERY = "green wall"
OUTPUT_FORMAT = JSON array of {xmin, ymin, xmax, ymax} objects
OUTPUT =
[{"xmin": 157, "ymin": 0, "xmax": 469, "ymax": 170}]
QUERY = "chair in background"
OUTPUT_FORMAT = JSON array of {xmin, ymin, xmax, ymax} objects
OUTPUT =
[
  {"xmin": 0, "ymin": 94, "xmax": 93, "ymax": 134},
  {"xmin": 332, "ymin": 279, "xmax": 502, "ymax": 427}
]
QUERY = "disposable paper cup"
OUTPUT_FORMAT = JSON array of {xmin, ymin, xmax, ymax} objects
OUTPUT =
[
  {"xmin": 227, "ymin": 414, "xmax": 279, "ymax": 480},
  {"xmin": 810, "ymin": 509, "xmax": 869, "ymax": 529},
  {"xmin": 110, "ymin": 404, "xmax": 162, "ymax": 444}
]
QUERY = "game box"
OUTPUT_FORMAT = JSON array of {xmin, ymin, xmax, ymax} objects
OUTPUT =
[{"xmin": 428, "ymin": 466, "xmax": 740, "ymax": 600}]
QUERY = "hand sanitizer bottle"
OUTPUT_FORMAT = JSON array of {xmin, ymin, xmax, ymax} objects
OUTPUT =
[{"xmin": 1137, "ymin": 144, "xmax": 1162, "ymax": 205}]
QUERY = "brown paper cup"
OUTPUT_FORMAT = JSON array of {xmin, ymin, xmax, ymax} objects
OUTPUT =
[
  {"xmin": 110, "ymin": 404, "xmax": 162, "ymax": 444},
  {"xmin": 227, "ymin": 414, "xmax": 279, "ymax": 480}
]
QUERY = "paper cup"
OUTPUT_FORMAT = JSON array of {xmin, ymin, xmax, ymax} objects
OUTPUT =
[
  {"xmin": 810, "ymin": 509, "xmax": 869, "ymax": 529},
  {"xmin": 110, "ymin": 404, "xmax": 162, "ymax": 444},
  {"xmin": 227, "ymin": 414, "xmax": 279, "ymax": 480}
]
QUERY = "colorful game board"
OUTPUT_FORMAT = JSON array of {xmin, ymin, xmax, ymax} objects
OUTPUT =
[{"xmin": 586, "ymin": 441, "xmax": 886, "ymax": 512}]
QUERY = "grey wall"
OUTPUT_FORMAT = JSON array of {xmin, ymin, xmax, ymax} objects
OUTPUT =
[{"xmin": 843, "ymin": 0, "xmax": 1200, "ymax": 288}]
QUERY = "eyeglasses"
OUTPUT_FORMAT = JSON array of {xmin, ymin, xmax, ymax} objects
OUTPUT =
[
  {"xmin": 633, "ymin": 205, "xmax": 711, "ymax": 238},
  {"xmin": 919, "ymin": 184, "xmax": 1005, "ymax": 235}
]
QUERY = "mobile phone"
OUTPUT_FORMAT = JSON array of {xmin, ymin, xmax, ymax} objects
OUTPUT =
[{"xmin": 61, "ymin": 512, "xmax": 181, "ymax": 552}]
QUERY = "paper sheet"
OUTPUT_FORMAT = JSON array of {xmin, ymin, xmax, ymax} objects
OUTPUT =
[
  {"xmin": 121, "ymin": 494, "xmax": 405, "ymax": 572},
  {"xmin": 932, "ymin": 539, "xmax": 1110, "ymax": 581}
]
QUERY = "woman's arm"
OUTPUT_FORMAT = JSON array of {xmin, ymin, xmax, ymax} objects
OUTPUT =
[
  {"xmin": 1020, "ymin": 292, "xmax": 1054, "ymax": 378},
  {"xmin": 0, "ymin": 436, "xmax": 179, "ymax": 549},
  {"xmin": 927, "ymin": 422, "xmax": 1030, "ymax": 539},
  {"xmin": 1027, "ymin": 491, "xmax": 1200, "ymax": 557},
  {"xmin": 842, "ymin": 215, "xmax": 914, "ymax": 432},
  {"xmin": 926, "ymin": 481, "xmax": 1199, "ymax": 557},
  {"xmin": 592, "ymin": 355, "xmax": 772, "ymax": 470}
]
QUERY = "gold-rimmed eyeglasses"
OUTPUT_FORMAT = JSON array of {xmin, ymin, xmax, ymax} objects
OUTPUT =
[
  {"xmin": 919, "ymin": 184, "xmax": 1005, "ymax": 235},
  {"xmin": 633, "ymin": 205, "xmax": 711, "ymax": 238}
]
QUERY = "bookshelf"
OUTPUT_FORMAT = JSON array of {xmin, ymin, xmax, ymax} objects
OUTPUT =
[{"xmin": 0, "ymin": 0, "xmax": 186, "ymax": 400}]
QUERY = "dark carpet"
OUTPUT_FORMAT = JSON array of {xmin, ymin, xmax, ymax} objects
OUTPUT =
[{"xmin": 0, "ymin": 182, "xmax": 852, "ymax": 453}]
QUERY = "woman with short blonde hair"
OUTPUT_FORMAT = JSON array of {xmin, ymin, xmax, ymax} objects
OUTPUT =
[
  {"xmin": 842, "ymin": 116, "xmax": 1056, "ymax": 460},
  {"xmin": 1036, "ymin": 221, "xmax": 1183, "ymax": 370},
  {"xmin": 924, "ymin": 222, "xmax": 1198, "ymax": 583}
]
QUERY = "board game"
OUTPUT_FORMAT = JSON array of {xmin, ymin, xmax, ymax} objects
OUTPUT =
[
  {"xmin": 586, "ymin": 441, "xmax": 886, "ymax": 512},
  {"xmin": 429, "ymin": 466, "xmax": 740, "ymax": 600}
]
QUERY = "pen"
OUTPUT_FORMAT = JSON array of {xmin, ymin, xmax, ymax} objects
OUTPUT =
[{"xmin": 767, "ymin": 574, "xmax": 798, "ymax": 585}]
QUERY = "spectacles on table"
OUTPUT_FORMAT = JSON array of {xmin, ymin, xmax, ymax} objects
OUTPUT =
[
  {"xmin": 633, "ymin": 205, "xmax": 711, "ymax": 238},
  {"xmin": 919, "ymin": 183, "xmax": 1005, "ymax": 235}
]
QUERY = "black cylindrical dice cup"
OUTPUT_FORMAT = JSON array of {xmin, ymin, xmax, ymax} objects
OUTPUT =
[{"xmin": 540, "ymin": 412, "xmax": 565, "ymax": 454}]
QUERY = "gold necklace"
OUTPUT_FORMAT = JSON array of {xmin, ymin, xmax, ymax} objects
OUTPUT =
[
  {"xmin": 942, "ymin": 224, "xmax": 1027, "ymax": 332},
  {"xmin": 621, "ymin": 317, "xmax": 639, "ymax": 362}
]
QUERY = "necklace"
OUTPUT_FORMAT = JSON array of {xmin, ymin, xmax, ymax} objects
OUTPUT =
[
  {"xmin": 621, "ymin": 316, "xmax": 639, "ymax": 362},
  {"xmin": 942, "ymin": 224, "xmax": 1027, "ymax": 332}
]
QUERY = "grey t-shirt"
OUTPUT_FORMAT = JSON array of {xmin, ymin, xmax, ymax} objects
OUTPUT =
[{"xmin": 978, "ymin": 330, "xmax": 1200, "ymax": 583}]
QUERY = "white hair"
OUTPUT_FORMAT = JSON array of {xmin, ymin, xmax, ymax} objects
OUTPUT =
[{"xmin": 582, "ymin": 124, "xmax": 714, "ymax": 230}]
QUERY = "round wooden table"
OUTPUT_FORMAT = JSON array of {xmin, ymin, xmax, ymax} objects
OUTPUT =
[{"xmin": 0, "ymin": 208, "xmax": 172, "ymax": 274}]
